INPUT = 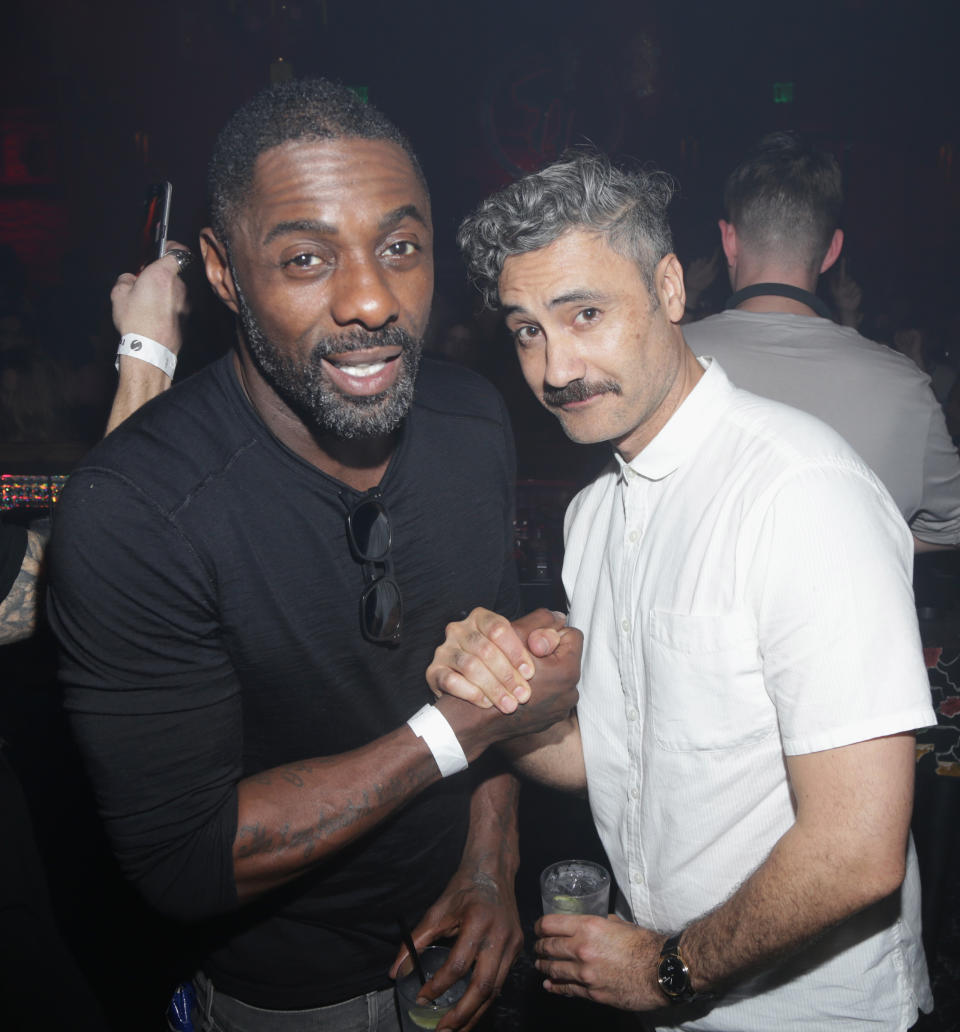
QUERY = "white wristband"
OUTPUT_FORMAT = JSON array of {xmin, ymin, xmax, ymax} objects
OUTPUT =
[
  {"xmin": 116, "ymin": 333, "xmax": 177, "ymax": 379},
  {"xmin": 407, "ymin": 704, "xmax": 469, "ymax": 777}
]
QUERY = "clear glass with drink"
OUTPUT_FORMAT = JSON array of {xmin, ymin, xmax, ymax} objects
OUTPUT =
[
  {"xmin": 395, "ymin": 945, "xmax": 470, "ymax": 1031},
  {"xmin": 540, "ymin": 859, "xmax": 611, "ymax": 916}
]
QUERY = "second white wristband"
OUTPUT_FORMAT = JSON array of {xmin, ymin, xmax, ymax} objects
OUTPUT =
[
  {"xmin": 116, "ymin": 333, "xmax": 177, "ymax": 379},
  {"xmin": 407, "ymin": 704, "xmax": 469, "ymax": 777}
]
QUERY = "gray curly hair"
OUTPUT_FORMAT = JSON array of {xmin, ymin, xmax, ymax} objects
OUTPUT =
[{"xmin": 457, "ymin": 151, "xmax": 676, "ymax": 309}]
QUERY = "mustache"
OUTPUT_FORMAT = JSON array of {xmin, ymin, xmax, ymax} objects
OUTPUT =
[
  {"xmin": 543, "ymin": 379, "xmax": 621, "ymax": 407},
  {"xmin": 310, "ymin": 324, "xmax": 419, "ymax": 359}
]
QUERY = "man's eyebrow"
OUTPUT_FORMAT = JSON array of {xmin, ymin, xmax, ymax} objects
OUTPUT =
[
  {"xmin": 550, "ymin": 289, "xmax": 611, "ymax": 307},
  {"xmin": 502, "ymin": 289, "xmax": 610, "ymax": 318},
  {"xmin": 262, "ymin": 219, "xmax": 337, "ymax": 246},
  {"xmin": 261, "ymin": 206, "xmax": 428, "ymax": 246},
  {"xmin": 378, "ymin": 204, "xmax": 429, "ymax": 231}
]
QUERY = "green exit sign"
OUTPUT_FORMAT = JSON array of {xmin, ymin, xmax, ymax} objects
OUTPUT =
[
  {"xmin": 350, "ymin": 86, "xmax": 369, "ymax": 104},
  {"xmin": 773, "ymin": 82, "xmax": 795, "ymax": 104}
]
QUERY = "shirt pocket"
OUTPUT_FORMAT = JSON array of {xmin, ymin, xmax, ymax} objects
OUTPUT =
[{"xmin": 645, "ymin": 609, "xmax": 776, "ymax": 751}]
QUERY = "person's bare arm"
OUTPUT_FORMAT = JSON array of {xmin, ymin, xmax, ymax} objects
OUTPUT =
[
  {"xmin": 232, "ymin": 628, "xmax": 582, "ymax": 901},
  {"xmin": 0, "ymin": 249, "xmax": 192, "ymax": 645},
  {"xmin": 533, "ymin": 732, "xmax": 915, "ymax": 1009},
  {"xmin": 679, "ymin": 732, "xmax": 913, "ymax": 987},
  {"xmin": 105, "ymin": 243, "xmax": 190, "ymax": 434},
  {"xmin": 499, "ymin": 712, "xmax": 586, "ymax": 793},
  {"xmin": 0, "ymin": 528, "xmax": 47, "ymax": 645},
  {"xmin": 233, "ymin": 727, "xmax": 447, "ymax": 900}
]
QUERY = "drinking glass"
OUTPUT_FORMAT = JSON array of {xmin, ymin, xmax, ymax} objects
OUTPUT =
[
  {"xmin": 395, "ymin": 945, "xmax": 470, "ymax": 1031},
  {"xmin": 540, "ymin": 859, "xmax": 611, "ymax": 916}
]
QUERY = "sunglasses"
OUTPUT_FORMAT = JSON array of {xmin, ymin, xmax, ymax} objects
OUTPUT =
[{"xmin": 343, "ymin": 490, "xmax": 403, "ymax": 644}]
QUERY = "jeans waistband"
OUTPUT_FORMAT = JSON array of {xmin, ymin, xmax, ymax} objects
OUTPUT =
[{"xmin": 192, "ymin": 970, "xmax": 398, "ymax": 1032}]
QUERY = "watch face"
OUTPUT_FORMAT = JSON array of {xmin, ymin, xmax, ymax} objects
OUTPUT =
[{"xmin": 659, "ymin": 954, "xmax": 689, "ymax": 995}]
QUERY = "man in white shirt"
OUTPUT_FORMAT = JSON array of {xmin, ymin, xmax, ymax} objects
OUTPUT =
[
  {"xmin": 435, "ymin": 151, "xmax": 936, "ymax": 1030},
  {"xmin": 682, "ymin": 131, "xmax": 960, "ymax": 550}
]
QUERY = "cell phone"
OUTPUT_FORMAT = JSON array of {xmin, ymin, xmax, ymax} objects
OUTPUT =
[{"xmin": 137, "ymin": 181, "xmax": 173, "ymax": 271}]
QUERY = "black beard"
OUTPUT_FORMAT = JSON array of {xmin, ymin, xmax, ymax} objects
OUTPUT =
[
  {"xmin": 233, "ymin": 275, "xmax": 423, "ymax": 440},
  {"xmin": 543, "ymin": 378, "xmax": 621, "ymax": 408}
]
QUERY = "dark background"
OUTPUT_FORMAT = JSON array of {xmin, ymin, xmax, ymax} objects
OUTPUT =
[
  {"xmin": 1, "ymin": 0, "xmax": 958, "ymax": 482},
  {"xmin": 1, "ymin": 0, "xmax": 958, "ymax": 297},
  {"xmin": 2, "ymin": 2, "xmax": 959, "ymax": 1029}
]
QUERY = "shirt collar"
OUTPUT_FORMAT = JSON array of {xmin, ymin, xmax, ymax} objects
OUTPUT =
[{"xmin": 615, "ymin": 357, "xmax": 733, "ymax": 483}]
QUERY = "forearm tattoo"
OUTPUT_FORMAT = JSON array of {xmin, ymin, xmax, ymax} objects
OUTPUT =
[
  {"xmin": 235, "ymin": 761, "xmax": 434, "ymax": 864},
  {"xmin": 0, "ymin": 529, "xmax": 47, "ymax": 645}
]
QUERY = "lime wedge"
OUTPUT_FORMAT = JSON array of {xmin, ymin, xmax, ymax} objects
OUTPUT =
[
  {"xmin": 408, "ymin": 1008, "xmax": 443, "ymax": 1029},
  {"xmin": 550, "ymin": 894, "xmax": 586, "ymax": 913}
]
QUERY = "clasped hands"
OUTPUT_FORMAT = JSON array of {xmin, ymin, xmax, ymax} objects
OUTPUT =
[{"xmin": 427, "ymin": 606, "xmax": 575, "ymax": 715}]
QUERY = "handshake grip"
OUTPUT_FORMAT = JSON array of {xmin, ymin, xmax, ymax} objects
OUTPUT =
[{"xmin": 435, "ymin": 625, "xmax": 582, "ymax": 762}]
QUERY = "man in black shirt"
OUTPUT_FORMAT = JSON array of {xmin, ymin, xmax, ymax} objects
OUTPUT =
[{"xmin": 47, "ymin": 79, "xmax": 580, "ymax": 1031}]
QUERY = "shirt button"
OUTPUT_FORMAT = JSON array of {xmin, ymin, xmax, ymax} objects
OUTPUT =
[
  {"xmin": 631, "ymin": 787, "xmax": 641, "ymax": 799},
  {"xmin": 621, "ymin": 618, "xmax": 631, "ymax": 633},
  {"xmin": 632, "ymin": 872, "xmax": 644, "ymax": 885},
  {"xmin": 626, "ymin": 708, "xmax": 639, "ymax": 721},
  {"xmin": 628, "ymin": 529, "xmax": 640, "ymax": 543}
]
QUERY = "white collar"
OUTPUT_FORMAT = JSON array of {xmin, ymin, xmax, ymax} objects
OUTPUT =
[{"xmin": 615, "ymin": 357, "xmax": 732, "ymax": 483}]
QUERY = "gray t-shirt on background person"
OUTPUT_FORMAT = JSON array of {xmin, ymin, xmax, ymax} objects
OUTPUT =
[{"xmin": 684, "ymin": 310, "xmax": 960, "ymax": 545}]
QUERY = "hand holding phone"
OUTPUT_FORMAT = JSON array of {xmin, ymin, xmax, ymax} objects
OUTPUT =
[
  {"xmin": 137, "ymin": 181, "xmax": 173, "ymax": 271},
  {"xmin": 113, "ymin": 237, "xmax": 191, "ymax": 338}
]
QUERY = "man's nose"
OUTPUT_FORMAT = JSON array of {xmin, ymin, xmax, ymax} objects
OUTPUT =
[
  {"xmin": 543, "ymin": 337, "xmax": 587, "ymax": 388},
  {"xmin": 329, "ymin": 256, "xmax": 399, "ymax": 331}
]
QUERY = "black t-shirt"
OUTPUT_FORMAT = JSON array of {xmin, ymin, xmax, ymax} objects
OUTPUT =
[{"xmin": 47, "ymin": 353, "xmax": 519, "ymax": 1008}]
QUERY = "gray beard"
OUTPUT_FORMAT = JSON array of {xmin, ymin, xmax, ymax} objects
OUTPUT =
[{"xmin": 233, "ymin": 274, "xmax": 423, "ymax": 440}]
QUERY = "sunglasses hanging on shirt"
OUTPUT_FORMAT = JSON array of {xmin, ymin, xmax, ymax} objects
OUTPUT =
[{"xmin": 342, "ymin": 489, "xmax": 403, "ymax": 645}]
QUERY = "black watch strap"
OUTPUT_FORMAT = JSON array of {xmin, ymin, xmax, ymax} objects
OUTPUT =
[{"xmin": 657, "ymin": 932, "xmax": 714, "ymax": 1006}]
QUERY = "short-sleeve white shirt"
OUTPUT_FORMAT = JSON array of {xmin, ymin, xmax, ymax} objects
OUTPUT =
[{"xmin": 564, "ymin": 358, "xmax": 935, "ymax": 1031}]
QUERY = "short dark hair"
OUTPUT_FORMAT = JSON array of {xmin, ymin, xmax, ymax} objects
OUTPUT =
[
  {"xmin": 723, "ymin": 131, "xmax": 842, "ymax": 267},
  {"xmin": 457, "ymin": 150, "xmax": 675, "ymax": 309},
  {"xmin": 208, "ymin": 78, "xmax": 427, "ymax": 244}
]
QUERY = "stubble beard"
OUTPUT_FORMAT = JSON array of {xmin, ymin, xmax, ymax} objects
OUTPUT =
[{"xmin": 233, "ymin": 275, "xmax": 423, "ymax": 440}]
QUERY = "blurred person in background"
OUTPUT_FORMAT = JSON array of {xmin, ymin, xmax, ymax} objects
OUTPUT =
[{"xmin": 683, "ymin": 131, "xmax": 960, "ymax": 553}]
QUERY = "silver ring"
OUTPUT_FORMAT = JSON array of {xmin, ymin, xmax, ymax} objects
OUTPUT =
[{"xmin": 163, "ymin": 248, "xmax": 194, "ymax": 275}]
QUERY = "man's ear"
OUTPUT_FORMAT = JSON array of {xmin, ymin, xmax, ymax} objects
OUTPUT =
[
  {"xmin": 656, "ymin": 254, "xmax": 686, "ymax": 324},
  {"xmin": 718, "ymin": 219, "xmax": 737, "ymax": 268},
  {"xmin": 200, "ymin": 229, "xmax": 239, "ymax": 314},
  {"xmin": 819, "ymin": 228, "xmax": 844, "ymax": 274}
]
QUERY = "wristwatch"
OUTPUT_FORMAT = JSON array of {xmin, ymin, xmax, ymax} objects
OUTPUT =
[{"xmin": 657, "ymin": 933, "xmax": 709, "ymax": 1005}]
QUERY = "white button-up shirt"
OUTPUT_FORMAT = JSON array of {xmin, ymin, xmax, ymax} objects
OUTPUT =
[{"xmin": 564, "ymin": 359, "xmax": 934, "ymax": 1030}]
